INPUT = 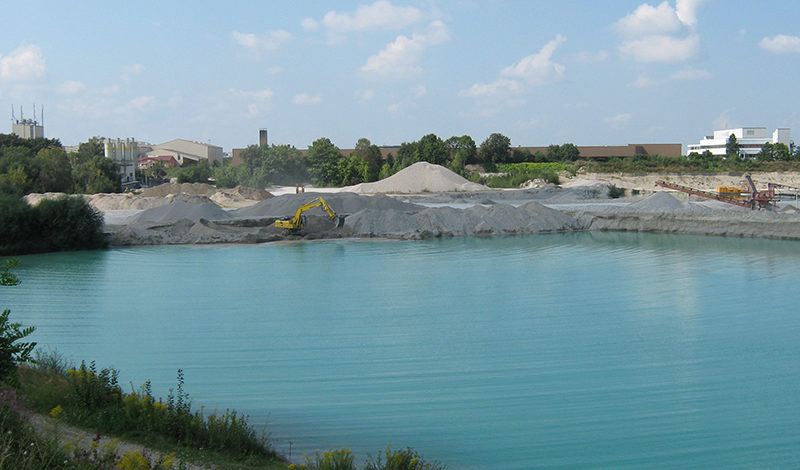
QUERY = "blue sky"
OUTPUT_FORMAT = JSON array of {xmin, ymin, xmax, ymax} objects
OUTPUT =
[{"xmin": 1, "ymin": 0, "xmax": 798, "ymax": 152}]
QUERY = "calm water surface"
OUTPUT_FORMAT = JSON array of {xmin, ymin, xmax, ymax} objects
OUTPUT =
[{"xmin": 5, "ymin": 232, "xmax": 800, "ymax": 469}]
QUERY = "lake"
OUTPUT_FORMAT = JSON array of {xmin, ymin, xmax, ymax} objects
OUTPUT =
[{"xmin": 5, "ymin": 232, "xmax": 800, "ymax": 469}]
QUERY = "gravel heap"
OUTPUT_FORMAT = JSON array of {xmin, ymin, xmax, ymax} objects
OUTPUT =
[
  {"xmin": 127, "ymin": 201, "xmax": 232, "ymax": 225},
  {"xmin": 232, "ymin": 192, "xmax": 421, "ymax": 218},
  {"xmin": 343, "ymin": 162, "xmax": 489, "ymax": 193}
]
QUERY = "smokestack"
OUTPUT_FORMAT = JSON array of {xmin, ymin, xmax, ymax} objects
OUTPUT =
[{"xmin": 259, "ymin": 128, "xmax": 268, "ymax": 147}]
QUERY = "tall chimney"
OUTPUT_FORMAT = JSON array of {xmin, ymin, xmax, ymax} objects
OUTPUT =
[{"xmin": 259, "ymin": 128, "xmax": 268, "ymax": 147}]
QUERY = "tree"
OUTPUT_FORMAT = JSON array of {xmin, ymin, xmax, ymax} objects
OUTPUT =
[
  {"xmin": 479, "ymin": 133, "xmax": 511, "ymax": 164},
  {"xmin": 352, "ymin": 138, "xmax": 382, "ymax": 182},
  {"xmin": 72, "ymin": 154, "xmax": 121, "ymax": 193},
  {"xmin": 33, "ymin": 147, "xmax": 73, "ymax": 193},
  {"xmin": 561, "ymin": 143, "xmax": 580, "ymax": 161},
  {"xmin": 305, "ymin": 137, "xmax": 343, "ymax": 186},
  {"xmin": 726, "ymin": 134, "xmax": 741, "ymax": 158},
  {"xmin": 445, "ymin": 135, "xmax": 478, "ymax": 165},
  {"xmin": 417, "ymin": 133, "xmax": 448, "ymax": 166},
  {"xmin": 0, "ymin": 259, "xmax": 36, "ymax": 385}
]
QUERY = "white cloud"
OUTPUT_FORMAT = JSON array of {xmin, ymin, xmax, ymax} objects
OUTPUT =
[
  {"xmin": 301, "ymin": 18, "xmax": 318, "ymax": 30},
  {"xmin": 321, "ymin": 1, "xmax": 423, "ymax": 33},
  {"xmin": 630, "ymin": 73, "xmax": 657, "ymax": 88},
  {"xmin": 615, "ymin": 2, "xmax": 705, "ymax": 64},
  {"xmin": 293, "ymin": 93, "xmax": 322, "ymax": 105},
  {"xmin": 248, "ymin": 104, "xmax": 260, "ymax": 116},
  {"xmin": 759, "ymin": 34, "xmax": 800, "ymax": 54},
  {"xmin": 619, "ymin": 34, "xmax": 700, "ymax": 62},
  {"xmin": 713, "ymin": 109, "xmax": 736, "ymax": 130},
  {"xmin": 461, "ymin": 78, "xmax": 523, "ymax": 99},
  {"xmin": 120, "ymin": 63, "xmax": 144, "ymax": 81},
  {"xmin": 575, "ymin": 50, "xmax": 608, "ymax": 63},
  {"xmin": 670, "ymin": 67, "xmax": 711, "ymax": 80},
  {"xmin": 229, "ymin": 88, "xmax": 274, "ymax": 101},
  {"xmin": 501, "ymin": 35, "xmax": 566, "ymax": 86},
  {"xmin": 232, "ymin": 30, "xmax": 291, "ymax": 54},
  {"xmin": 675, "ymin": 0, "xmax": 709, "ymax": 27},
  {"xmin": 615, "ymin": 2, "xmax": 682, "ymax": 37},
  {"xmin": 0, "ymin": 43, "xmax": 46, "ymax": 81},
  {"xmin": 411, "ymin": 85, "xmax": 426, "ymax": 98},
  {"xmin": 59, "ymin": 80, "xmax": 86, "ymax": 94},
  {"xmin": 605, "ymin": 113, "xmax": 632, "ymax": 123},
  {"xmin": 360, "ymin": 21, "xmax": 450, "ymax": 78}
]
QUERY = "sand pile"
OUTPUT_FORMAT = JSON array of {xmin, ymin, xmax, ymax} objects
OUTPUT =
[
  {"xmin": 127, "ymin": 201, "xmax": 231, "ymax": 225},
  {"xmin": 140, "ymin": 182, "xmax": 217, "ymax": 197},
  {"xmin": 343, "ymin": 162, "xmax": 488, "ymax": 193}
]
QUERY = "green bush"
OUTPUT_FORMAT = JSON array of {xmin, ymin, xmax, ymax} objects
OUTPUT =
[
  {"xmin": 364, "ymin": 446, "xmax": 446, "ymax": 470},
  {"xmin": 0, "ymin": 194, "xmax": 106, "ymax": 255}
]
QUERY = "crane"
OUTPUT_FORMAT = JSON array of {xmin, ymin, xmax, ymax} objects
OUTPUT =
[{"xmin": 274, "ymin": 196, "xmax": 346, "ymax": 232}]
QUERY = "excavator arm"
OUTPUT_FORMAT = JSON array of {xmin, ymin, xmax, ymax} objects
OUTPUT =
[{"xmin": 274, "ymin": 197, "xmax": 346, "ymax": 231}]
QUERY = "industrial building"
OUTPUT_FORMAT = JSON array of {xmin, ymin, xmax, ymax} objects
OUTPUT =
[
  {"xmin": 104, "ymin": 137, "xmax": 141, "ymax": 184},
  {"xmin": 687, "ymin": 127, "xmax": 792, "ymax": 157},
  {"xmin": 149, "ymin": 139, "xmax": 223, "ymax": 166},
  {"xmin": 10, "ymin": 105, "xmax": 44, "ymax": 139}
]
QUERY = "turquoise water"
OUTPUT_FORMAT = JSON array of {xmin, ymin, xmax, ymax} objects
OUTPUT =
[{"xmin": 4, "ymin": 233, "xmax": 800, "ymax": 469}]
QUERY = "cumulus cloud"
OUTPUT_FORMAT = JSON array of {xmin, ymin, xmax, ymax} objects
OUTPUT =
[
  {"xmin": 129, "ymin": 96, "xmax": 155, "ymax": 110},
  {"xmin": 360, "ymin": 20, "xmax": 450, "ymax": 78},
  {"xmin": 759, "ymin": 34, "xmax": 800, "ymax": 54},
  {"xmin": 615, "ymin": 1, "xmax": 705, "ymax": 63},
  {"xmin": 232, "ymin": 30, "xmax": 291, "ymax": 54},
  {"xmin": 320, "ymin": 1, "xmax": 423, "ymax": 33},
  {"xmin": 59, "ymin": 80, "xmax": 86, "ymax": 94},
  {"xmin": 293, "ymin": 93, "xmax": 322, "ymax": 105},
  {"xmin": 670, "ymin": 67, "xmax": 712, "ymax": 80},
  {"xmin": 619, "ymin": 34, "xmax": 700, "ymax": 62},
  {"xmin": 615, "ymin": 2, "xmax": 682, "ymax": 37},
  {"xmin": 461, "ymin": 35, "xmax": 566, "ymax": 102},
  {"xmin": 501, "ymin": 35, "xmax": 566, "ymax": 86},
  {"xmin": 675, "ymin": 0, "xmax": 709, "ymax": 27},
  {"xmin": 0, "ymin": 43, "xmax": 47, "ymax": 81}
]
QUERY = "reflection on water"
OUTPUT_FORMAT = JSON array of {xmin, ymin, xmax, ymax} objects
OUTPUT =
[{"xmin": 6, "ymin": 233, "xmax": 800, "ymax": 469}]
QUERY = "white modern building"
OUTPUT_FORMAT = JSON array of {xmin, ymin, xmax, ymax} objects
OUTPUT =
[
  {"xmin": 149, "ymin": 139, "xmax": 223, "ymax": 166},
  {"xmin": 688, "ymin": 127, "xmax": 792, "ymax": 157}
]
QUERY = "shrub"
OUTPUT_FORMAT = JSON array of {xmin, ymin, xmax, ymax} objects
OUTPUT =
[
  {"xmin": 364, "ymin": 446, "xmax": 447, "ymax": 470},
  {"xmin": 292, "ymin": 448, "xmax": 356, "ymax": 470},
  {"xmin": 608, "ymin": 184, "xmax": 626, "ymax": 198},
  {"xmin": 0, "ymin": 195, "xmax": 106, "ymax": 255}
]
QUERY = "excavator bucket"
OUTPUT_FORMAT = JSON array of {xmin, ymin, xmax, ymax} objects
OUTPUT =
[{"xmin": 336, "ymin": 215, "xmax": 346, "ymax": 228}]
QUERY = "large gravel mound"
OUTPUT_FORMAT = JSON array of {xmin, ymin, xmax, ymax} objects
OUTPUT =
[
  {"xmin": 344, "ymin": 162, "xmax": 488, "ymax": 193},
  {"xmin": 140, "ymin": 182, "xmax": 217, "ymax": 197},
  {"xmin": 128, "ymin": 201, "xmax": 231, "ymax": 225},
  {"xmin": 232, "ymin": 192, "xmax": 421, "ymax": 218}
]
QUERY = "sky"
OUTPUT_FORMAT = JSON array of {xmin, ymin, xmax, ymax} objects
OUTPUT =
[{"xmin": 1, "ymin": 0, "xmax": 798, "ymax": 152}]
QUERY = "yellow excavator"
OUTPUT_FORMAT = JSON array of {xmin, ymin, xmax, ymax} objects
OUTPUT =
[{"xmin": 274, "ymin": 196, "xmax": 346, "ymax": 231}]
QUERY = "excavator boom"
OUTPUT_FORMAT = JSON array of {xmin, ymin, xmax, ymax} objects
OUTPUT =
[{"xmin": 274, "ymin": 196, "xmax": 346, "ymax": 231}]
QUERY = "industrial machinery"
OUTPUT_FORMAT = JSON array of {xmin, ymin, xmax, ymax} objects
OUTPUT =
[
  {"xmin": 656, "ymin": 175, "xmax": 800, "ymax": 210},
  {"xmin": 274, "ymin": 197, "xmax": 346, "ymax": 231}
]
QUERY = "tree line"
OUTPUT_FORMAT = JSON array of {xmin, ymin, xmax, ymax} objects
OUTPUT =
[{"xmin": 206, "ymin": 132, "xmax": 584, "ymax": 189}]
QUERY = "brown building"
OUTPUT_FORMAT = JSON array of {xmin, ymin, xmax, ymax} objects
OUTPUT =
[{"xmin": 519, "ymin": 143, "xmax": 682, "ymax": 159}]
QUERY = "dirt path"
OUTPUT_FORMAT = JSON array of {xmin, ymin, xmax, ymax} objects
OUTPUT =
[{"xmin": 26, "ymin": 412, "xmax": 213, "ymax": 469}]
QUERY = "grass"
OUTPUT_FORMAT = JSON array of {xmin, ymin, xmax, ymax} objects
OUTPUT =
[{"xmin": 12, "ymin": 351, "xmax": 287, "ymax": 470}]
